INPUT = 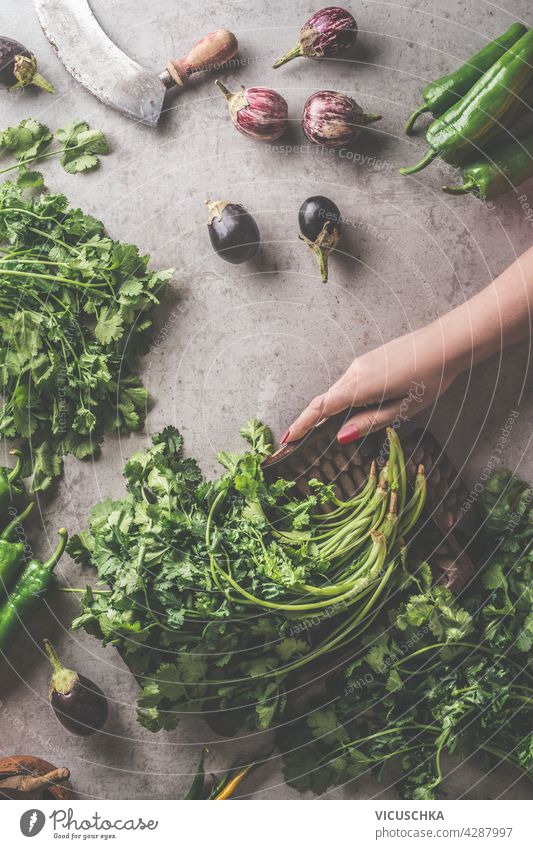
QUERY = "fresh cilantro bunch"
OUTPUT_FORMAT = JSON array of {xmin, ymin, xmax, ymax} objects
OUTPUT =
[
  {"xmin": 70, "ymin": 421, "xmax": 304, "ymax": 735},
  {"xmin": 478, "ymin": 469, "xmax": 533, "ymax": 551},
  {"xmin": 69, "ymin": 422, "xmax": 426, "ymax": 736},
  {"xmin": 69, "ymin": 414, "xmax": 533, "ymax": 796},
  {"xmin": 279, "ymin": 473, "xmax": 533, "ymax": 799},
  {"xmin": 0, "ymin": 180, "xmax": 173, "ymax": 489},
  {"xmin": 0, "ymin": 118, "xmax": 108, "ymax": 177}
]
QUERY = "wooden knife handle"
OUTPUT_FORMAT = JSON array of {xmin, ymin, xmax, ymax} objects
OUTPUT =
[{"xmin": 160, "ymin": 28, "xmax": 238, "ymax": 89}]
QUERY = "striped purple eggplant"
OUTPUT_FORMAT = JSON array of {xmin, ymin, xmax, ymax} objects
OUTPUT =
[
  {"xmin": 273, "ymin": 7, "xmax": 357, "ymax": 69},
  {"xmin": 303, "ymin": 90, "xmax": 382, "ymax": 149},
  {"xmin": 215, "ymin": 80, "xmax": 288, "ymax": 142}
]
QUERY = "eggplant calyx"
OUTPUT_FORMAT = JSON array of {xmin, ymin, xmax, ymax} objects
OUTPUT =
[
  {"xmin": 299, "ymin": 222, "xmax": 340, "ymax": 283},
  {"xmin": 301, "ymin": 220, "xmax": 340, "ymax": 254},
  {"xmin": 214, "ymin": 80, "xmax": 248, "ymax": 116},
  {"xmin": 11, "ymin": 54, "xmax": 55, "ymax": 94},
  {"xmin": 300, "ymin": 26, "xmax": 327, "ymax": 58},
  {"xmin": 206, "ymin": 199, "xmax": 232, "ymax": 224},
  {"xmin": 44, "ymin": 639, "xmax": 79, "ymax": 696}
]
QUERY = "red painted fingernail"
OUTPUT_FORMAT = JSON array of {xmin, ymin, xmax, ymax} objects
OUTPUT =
[
  {"xmin": 281, "ymin": 429, "xmax": 291, "ymax": 444},
  {"xmin": 337, "ymin": 425, "xmax": 360, "ymax": 445}
]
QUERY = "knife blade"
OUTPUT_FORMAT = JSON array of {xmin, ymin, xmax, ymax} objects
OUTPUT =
[{"xmin": 35, "ymin": 0, "xmax": 166, "ymax": 126}]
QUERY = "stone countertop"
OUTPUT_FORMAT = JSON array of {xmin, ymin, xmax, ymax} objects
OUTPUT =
[{"xmin": 1, "ymin": 0, "xmax": 532, "ymax": 800}]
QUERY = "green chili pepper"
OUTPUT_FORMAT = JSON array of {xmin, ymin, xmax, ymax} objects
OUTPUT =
[
  {"xmin": 185, "ymin": 750, "xmax": 209, "ymax": 799},
  {"xmin": 401, "ymin": 29, "xmax": 533, "ymax": 175},
  {"xmin": 442, "ymin": 131, "xmax": 533, "ymax": 199},
  {"xmin": 0, "ymin": 527, "xmax": 67, "ymax": 652},
  {"xmin": 0, "ymin": 449, "xmax": 25, "ymax": 517},
  {"xmin": 405, "ymin": 23, "xmax": 527, "ymax": 134},
  {"xmin": 0, "ymin": 502, "xmax": 34, "ymax": 592}
]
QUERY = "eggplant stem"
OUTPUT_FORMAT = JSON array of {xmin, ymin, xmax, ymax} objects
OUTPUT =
[
  {"xmin": 361, "ymin": 112, "xmax": 383, "ymax": 126},
  {"xmin": 214, "ymin": 79, "xmax": 232, "ymax": 100},
  {"xmin": 399, "ymin": 148, "xmax": 438, "ymax": 176},
  {"xmin": 0, "ymin": 501, "xmax": 34, "ymax": 540},
  {"xmin": 272, "ymin": 43, "xmax": 303, "ymax": 69},
  {"xmin": 314, "ymin": 246, "xmax": 329, "ymax": 283},
  {"xmin": 405, "ymin": 104, "xmax": 430, "ymax": 135},
  {"xmin": 29, "ymin": 72, "xmax": 55, "ymax": 94},
  {"xmin": 44, "ymin": 639, "xmax": 64, "ymax": 674}
]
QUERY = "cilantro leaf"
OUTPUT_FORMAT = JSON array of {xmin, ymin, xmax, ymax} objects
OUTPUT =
[
  {"xmin": 55, "ymin": 120, "xmax": 108, "ymax": 173},
  {"xmin": 0, "ymin": 118, "xmax": 52, "ymax": 162}
]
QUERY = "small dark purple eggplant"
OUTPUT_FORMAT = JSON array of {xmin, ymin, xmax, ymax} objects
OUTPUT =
[
  {"xmin": 0, "ymin": 37, "xmax": 54, "ymax": 93},
  {"xmin": 44, "ymin": 640, "xmax": 108, "ymax": 736},
  {"xmin": 299, "ymin": 195, "xmax": 342, "ymax": 283},
  {"xmin": 206, "ymin": 199, "xmax": 260, "ymax": 264}
]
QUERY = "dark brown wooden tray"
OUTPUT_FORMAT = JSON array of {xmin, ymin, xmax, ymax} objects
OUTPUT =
[{"xmin": 262, "ymin": 413, "xmax": 474, "ymax": 594}]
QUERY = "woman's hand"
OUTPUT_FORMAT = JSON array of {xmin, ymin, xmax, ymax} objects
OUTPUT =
[
  {"xmin": 282, "ymin": 323, "xmax": 463, "ymax": 445},
  {"xmin": 283, "ymin": 245, "xmax": 533, "ymax": 446}
]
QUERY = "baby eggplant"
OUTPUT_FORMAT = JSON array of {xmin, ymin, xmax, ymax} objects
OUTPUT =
[
  {"xmin": 273, "ymin": 7, "xmax": 357, "ymax": 69},
  {"xmin": 303, "ymin": 90, "xmax": 381, "ymax": 148},
  {"xmin": 207, "ymin": 200, "xmax": 260, "ymax": 264},
  {"xmin": 44, "ymin": 640, "xmax": 108, "ymax": 736},
  {"xmin": 0, "ymin": 36, "xmax": 54, "ymax": 93},
  {"xmin": 215, "ymin": 80, "xmax": 288, "ymax": 142},
  {"xmin": 299, "ymin": 195, "xmax": 342, "ymax": 283}
]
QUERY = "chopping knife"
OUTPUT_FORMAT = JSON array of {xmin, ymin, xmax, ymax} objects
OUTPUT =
[{"xmin": 34, "ymin": 0, "xmax": 238, "ymax": 126}]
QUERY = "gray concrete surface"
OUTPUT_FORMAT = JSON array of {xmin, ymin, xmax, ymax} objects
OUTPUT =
[{"xmin": 1, "ymin": 0, "xmax": 532, "ymax": 800}]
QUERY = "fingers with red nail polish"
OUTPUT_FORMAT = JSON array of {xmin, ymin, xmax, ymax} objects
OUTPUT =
[
  {"xmin": 337, "ymin": 424, "xmax": 359, "ymax": 444},
  {"xmin": 280, "ymin": 429, "xmax": 291, "ymax": 445},
  {"xmin": 336, "ymin": 399, "xmax": 413, "ymax": 443}
]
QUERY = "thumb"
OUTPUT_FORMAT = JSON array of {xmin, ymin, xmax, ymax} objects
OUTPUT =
[{"xmin": 336, "ymin": 399, "xmax": 408, "ymax": 444}]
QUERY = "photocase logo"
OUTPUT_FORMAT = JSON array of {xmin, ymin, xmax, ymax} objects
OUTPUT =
[{"xmin": 20, "ymin": 809, "xmax": 46, "ymax": 837}]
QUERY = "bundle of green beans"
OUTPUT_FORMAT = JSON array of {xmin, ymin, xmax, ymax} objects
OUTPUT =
[
  {"xmin": 401, "ymin": 24, "xmax": 533, "ymax": 199},
  {"xmin": 206, "ymin": 428, "xmax": 427, "ymax": 673}
]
